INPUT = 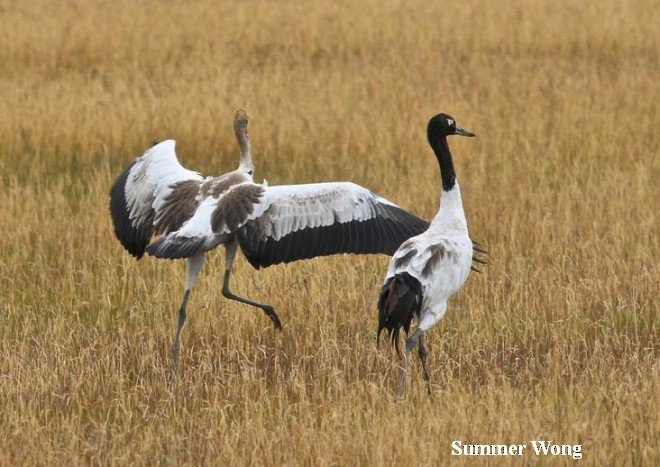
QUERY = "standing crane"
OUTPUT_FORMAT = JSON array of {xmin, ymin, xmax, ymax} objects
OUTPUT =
[
  {"xmin": 110, "ymin": 110, "xmax": 430, "ymax": 366},
  {"xmin": 377, "ymin": 112, "xmax": 478, "ymax": 396}
]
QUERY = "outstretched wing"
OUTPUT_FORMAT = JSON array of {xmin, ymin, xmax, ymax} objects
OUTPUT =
[
  {"xmin": 237, "ymin": 182, "xmax": 429, "ymax": 269},
  {"xmin": 109, "ymin": 140, "xmax": 204, "ymax": 259}
]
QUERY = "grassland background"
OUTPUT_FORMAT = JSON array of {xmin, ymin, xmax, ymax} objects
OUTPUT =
[{"xmin": 0, "ymin": 0, "xmax": 658, "ymax": 465}]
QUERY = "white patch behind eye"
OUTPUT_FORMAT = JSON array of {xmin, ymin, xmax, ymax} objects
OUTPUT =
[{"xmin": 447, "ymin": 118, "xmax": 454, "ymax": 126}]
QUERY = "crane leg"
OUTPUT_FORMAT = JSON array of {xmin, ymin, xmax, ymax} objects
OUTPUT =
[
  {"xmin": 171, "ymin": 253, "xmax": 206, "ymax": 369},
  {"xmin": 418, "ymin": 334, "xmax": 432, "ymax": 395},
  {"xmin": 171, "ymin": 290, "xmax": 190, "ymax": 369},
  {"xmin": 221, "ymin": 240, "xmax": 283, "ymax": 330},
  {"xmin": 397, "ymin": 328, "xmax": 423, "ymax": 398}
]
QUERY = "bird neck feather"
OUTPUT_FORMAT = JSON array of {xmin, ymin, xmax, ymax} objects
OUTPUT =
[
  {"xmin": 429, "ymin": 136, "xmax": 456, "ymax": 192},
  {"xmin": 432, "ymin": 183, "xmax": 468, "ymax": 232}
]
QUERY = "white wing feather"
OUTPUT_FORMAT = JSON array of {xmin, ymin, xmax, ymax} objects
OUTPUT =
[
  {"xmin": 248, "ymin": 182, "xmax": 395, "ymax": 241},
  {"xmin": 124, "ymin": 140, "xmax": 203, "ymax": 228}
]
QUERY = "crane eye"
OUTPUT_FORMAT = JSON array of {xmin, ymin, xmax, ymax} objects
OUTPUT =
[{"xmin": 247, "ymin": 169, "xmax": 253, "ymax": 175}]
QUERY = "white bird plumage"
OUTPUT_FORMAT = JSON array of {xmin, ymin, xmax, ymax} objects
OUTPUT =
[
  {"xmin": 377, "ymin": 112, "xmax": 478, "ymax": 397},
  {"xmin": 110, "ymin": 110, "xmax": 430, "ymax": 367}
]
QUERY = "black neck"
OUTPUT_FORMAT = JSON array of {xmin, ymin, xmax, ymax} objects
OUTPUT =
[{"xmin": 429, "ymin": 135, "xmax": 456, "ymax": 192}]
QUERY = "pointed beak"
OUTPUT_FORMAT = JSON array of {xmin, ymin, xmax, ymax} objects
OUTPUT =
[{"xmin": 454, "ymin": 125, "xmax": 476, "ymax": 137}]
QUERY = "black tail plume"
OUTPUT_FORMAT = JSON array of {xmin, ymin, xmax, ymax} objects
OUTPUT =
[
  {"xmin": 377, "ymin": 272, "xmax": 423, "ymax": 355},
  {"xmin": 471, "ymin": 239, "xmax": 489, "ymax": 273},
  {"xmin": 472, "ymin": 239, "xmax": 489, "ymax": 255}
]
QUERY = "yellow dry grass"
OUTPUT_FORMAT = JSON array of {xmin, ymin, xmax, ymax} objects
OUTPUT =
[{"xmin": 0, "ymin": 0, "xmax": 658, "ymax": 464}]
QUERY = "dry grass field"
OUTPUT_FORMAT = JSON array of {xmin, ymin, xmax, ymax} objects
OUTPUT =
[{"xmin": 0, "ymin": 0, "xmax": 658, "ymax": 464}]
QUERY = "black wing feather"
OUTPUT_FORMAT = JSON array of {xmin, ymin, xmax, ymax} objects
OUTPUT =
[
  {"xmin": 237, "ymin": 204, "xmax": 429, "ymax": 269},
  {"xmin": 109, "ymin": 161, "xmax": 154, "ymax": 259},
  {"xmin": 145, "ymin": 236, "xmax": 207, "ymax": 259}
]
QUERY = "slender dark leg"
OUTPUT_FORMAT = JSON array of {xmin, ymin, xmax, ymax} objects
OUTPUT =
[
  {"xmin": 171, "ymin": 253, "xmax": 206, "ymax": 369},
  {"xmin": 222, "ymin": 240, "xmax": 282, "ymax": 329},
  {"xmin": 172, "ymin": 290, "xmax": 190, "ymax": 369},
  {"xmin": 222, "ymin": 270, "xmax": 282, "ymax": 329},
  {"xmin": 418, "ymin": 334, "xmax": 432, "ymax": 395},
  {"xmin": 397, "ymin": 328, "xmax": 423, "ymax": 398}
]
